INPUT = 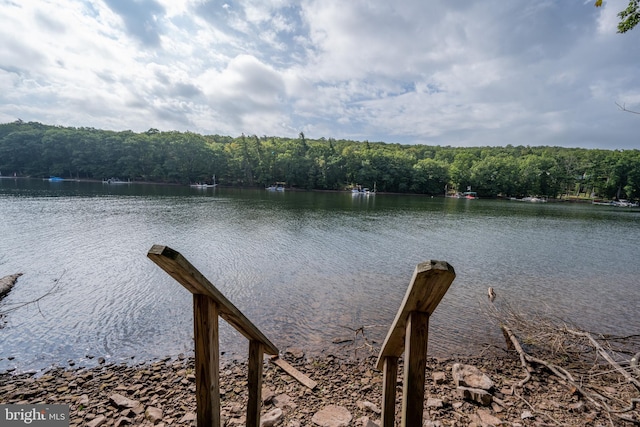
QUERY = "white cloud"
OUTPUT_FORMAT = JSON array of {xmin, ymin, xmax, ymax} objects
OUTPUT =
[{"xmin": 0, "ymin": 0, "xmax": 638, "ymax": 148}]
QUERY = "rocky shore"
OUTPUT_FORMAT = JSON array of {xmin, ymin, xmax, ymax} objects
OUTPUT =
[{"xmin": 1, "ymin": 348, "xmax": 629, "ymax": 427}]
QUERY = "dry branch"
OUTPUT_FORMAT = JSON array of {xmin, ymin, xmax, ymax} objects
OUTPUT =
[
  {"xmin": 0, "ymin": 272, "xmax": 65, "ymax": 318},
  {"xmin": 564, "ymin": 328, "xmax": 640, "ymax": 392},
  {"xmin": 489, "ymin": 298, "xmax": 640, "ymax": 424}
]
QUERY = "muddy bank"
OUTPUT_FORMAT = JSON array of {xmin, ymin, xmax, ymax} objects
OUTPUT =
[{"xmin": 2, "ymin": 349, "xmax": 635, "ymax": 427}]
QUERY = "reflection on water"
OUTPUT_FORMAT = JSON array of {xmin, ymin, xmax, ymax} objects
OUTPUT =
[{"xmin": 1, "ymin": 179, "xmax": 639, "ymax": 372}]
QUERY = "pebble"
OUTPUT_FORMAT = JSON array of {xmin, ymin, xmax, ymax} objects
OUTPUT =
[{"xmin": 0, "ymin": 353, "xmax": 616, "ymax": 426}]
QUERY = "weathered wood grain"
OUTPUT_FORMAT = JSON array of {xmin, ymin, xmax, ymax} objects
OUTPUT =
[
  {"xmin": 401, "ymin": 311, "xmax": 429, "ymax": 427},
  {"xmin": 246, "ymin": 340, "xmax": 264, "ymax": 427},
  {"xmin": 193, "ymin": 294, "xmax": 221, "ymax": 427},
  {"xmin": 270, "ymin": 356, "xmax": 318, "ymax": 390},
  {"xmin": 376, "ymin": 260, "xmax": 455, "ymax": 370},
  {"xmin": 380, "ymin": 356, "xmax": 398, "ymax": 427}
]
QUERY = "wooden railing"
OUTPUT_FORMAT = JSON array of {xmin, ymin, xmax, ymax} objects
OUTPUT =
[
  {"xmin": 147, "ymin": 245, "xmax": 279, "ymax": 427},
  {"xmin": 376, "ymin": 260, "xmax": 456, "ymax": 427}
]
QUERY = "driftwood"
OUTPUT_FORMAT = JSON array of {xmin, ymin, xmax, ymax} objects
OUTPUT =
[
  {"xmin": 564, "ymin": 329, "xmax": 640, "ymax": 393},
  {"xmin": 487, "ymin": 296, "xmax": 640, "ymax": 425},
  {"xmin": 0, "ymin": 273, "xmax": 23, "ymax": 300},
  {"xmin": 500, "ymin": 324, "xmax": 640, "ymax": 424},
  {"xmin": 269, "ymin": 356, "xmax": 317, "ymax": 390}
]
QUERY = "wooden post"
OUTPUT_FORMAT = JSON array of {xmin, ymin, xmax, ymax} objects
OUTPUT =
[
  {"xmin": 401, "ymin": 311, "xmax": 429, "ymax": 427},
  {"xmin": 246, "ymin": 340, "xmax": 264, "ymax": 427},
  {"xmin": 147, "ymin": 245, "xmax": 281, "ymax": 427},
  {"xmin": 375, "ymin": 260, "xmax": 455, "ymax": 427},
  {"xmin": 193, "ymin": 294, "xmax": 221, "ymax": 427},
  {"xmin": 381, "ymin": 356, "xmax": 398, "ymax": 427}
]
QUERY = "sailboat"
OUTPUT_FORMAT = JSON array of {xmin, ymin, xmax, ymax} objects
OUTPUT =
[{"xmin": 190, "ymin": 175, "xmax": 218, "ymax": 188}]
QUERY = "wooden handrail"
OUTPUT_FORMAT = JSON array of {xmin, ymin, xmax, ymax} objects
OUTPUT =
[
  {"xmin": 376, "ymin": 260, "xmax": 455, "ymax": 427},
  {"xmin": 148, "ymin": 244, "xmax": 278, "ymax": 354},
  {"xmin": 147, "ymin": 244, "xmax": 279, "ymax": 427}
]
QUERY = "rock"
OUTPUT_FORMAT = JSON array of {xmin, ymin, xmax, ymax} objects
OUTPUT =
[
  {"xmin": 357, "ymin": 400, "xmax": 381, "ymax": 414},
  {"xmin": 86, "ymin": 415, "xmax": 107, "ymax": 427},
  {"xmin": 285, "ymin": 347, "xmax": 305, "ymax": 359},
  {"xmin": 262, "ymin": 386, "xmax": 275, "ymax": 404},
  {"xmin": 109, "ymin": 393, "xmax": 140, "ymax": 409},
  {"xmin": 358, "ymin": 416, "xmax": 379, "ymax": 427},
  {"xmin": 433, "ymin": 372, "xmax": 447, "ymax": 384},
  {"xmin": 568, "ymin": 401, "xmax": 585, "ymax": 413},
  {"xmin": 260, "ymin": 408, "xmax": 283, "ymax": 427},
  {"xmin": 179, "ymin": 412, "xmax": 196, "ymax": 423},
  {"xmin": 426, "ymin": 397, "xmax": 443, "ymax": 408},
  {"xmin": 273, "ymin": 393, "xmax": 297, "ymax": 409},
  {"xmin": 452, "ymin": 402, "xmax": 464, "ymax": 410},
  {"xmin": 521, "ymin": 410, "xmax": 534, "ymax": 419},
  {"xmin": 0, "ymin": 273, "xmax": 22, "ymax": 300},
  {"xmin": 145, "ymin": 406, "xmax": 163, "ymax": 424},
  {"xmin": 312, "ymin": 405, "xmax": 352, "ymax": 427},
  {"xmin": 131, "ymin": 404, "xmax": 145, "ymax": 415},
  {"xmin": 476, "ymin": 409, "xmax": 502, "ymax": 426},
  {"xmin": 114, "ymin": 416, "xmax": 132, "ymax": 426},
  {"xmin": 77, "ymin": 394, "xmax": 89, "ymax": 406},
  {"xmin": 456, "ymin": 386, "xmax": 492, "ymax": 407},
  {"xmin": 452, "ymin": 364, "xmax": 494, "ymax": 391}
]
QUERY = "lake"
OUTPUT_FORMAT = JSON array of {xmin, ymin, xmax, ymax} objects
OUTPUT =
[{"xmin": 1, "ymin": 178, "xmax": 639, "ymax": 373}]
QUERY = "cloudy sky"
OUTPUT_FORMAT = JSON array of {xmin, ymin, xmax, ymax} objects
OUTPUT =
[{"xmin": 1, "ymin": 0, "xmax": 638, "ymax": 149}]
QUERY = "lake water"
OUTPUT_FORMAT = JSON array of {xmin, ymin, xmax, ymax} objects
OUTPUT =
[{"xmin": 1, "ymin": 178, "xmax": 639, "ymax": 373}]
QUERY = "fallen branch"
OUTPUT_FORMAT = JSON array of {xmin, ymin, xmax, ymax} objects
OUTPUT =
[
  {"xmin": 0, "ymin": 271, "xmax": 65, "ymax": 318},
  {"xmin": 338, "ymin": 324, "xmax": 382, "ymax": 358},
  {"xmin": 564, "ymin": 328, "xmax": 640, "ymax": 393},
  {"xmin": 501, "ymin": 325, "xmax": 532, "ymax": 388}
]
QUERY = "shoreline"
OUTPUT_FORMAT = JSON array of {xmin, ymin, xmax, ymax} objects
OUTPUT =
[
  {"xmin": 1, "ymin": 348, "xmax": 633, "ymax": 426},
  {"xmin": 2, "ymin": 176, "xmax": 618, "ymax": 203}
]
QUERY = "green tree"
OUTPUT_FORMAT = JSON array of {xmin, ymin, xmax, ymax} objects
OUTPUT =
[
  {"xmin": 411, "ymin": 158, "xmax": 449, "ymax": 195},
  {"xmin": 596, "ymin": 0, "xmax": 639, "ymax": 33}
]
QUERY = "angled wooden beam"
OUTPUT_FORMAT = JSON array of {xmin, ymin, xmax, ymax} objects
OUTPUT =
[
  {"xmin": 376, "ymin": 260, "xmax": 455, "ymax": 370},
  {"xmin": 147, "ymin": 244, "xmax": 278, "ymax": 355}
]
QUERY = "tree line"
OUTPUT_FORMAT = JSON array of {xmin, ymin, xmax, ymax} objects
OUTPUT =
[{"xmin": 1, "ymin": 120, "xmax": 639, "ymax": 200}]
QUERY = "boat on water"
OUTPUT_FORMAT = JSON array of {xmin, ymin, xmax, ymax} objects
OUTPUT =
[
  {"xmin": 103, "ymin": 178, "xmax": 130, "ymax": 184},
  {"xmin": 47, "ymin": 176, "xmax": 64, "ymax": 182},
  {"xmin": 352, "ymin": 187, "xmax": 374, "ymax": 196},
  {"xmin": 190, "ymin": 175, "xmax": 217, "ymax": 189},
  {"xmin": 266, "ymin": 182, "xmax": 286, "ymax": 192},
  {"xmin": 612, "ymin": 199, "xmax": 639, "ymax": 207},
  {"xmin": 351, "ymin": 183, "xmax": 376, "ymax": 196},
  {"xmin": 452, "ymin": 191, "xmax": 478, "ymax": 199},
  {"xmin": 592, "ymin": 199, "xmax": 639, "ymax": 207},
  {"xmin": 516, "ymin": 196, "xmax": 547, "ymax": 203}
]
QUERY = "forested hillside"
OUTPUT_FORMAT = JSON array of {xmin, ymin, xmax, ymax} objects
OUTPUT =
[{"xmin": 1, "ymin": 120, "xmax": 638, "ymax": 200}]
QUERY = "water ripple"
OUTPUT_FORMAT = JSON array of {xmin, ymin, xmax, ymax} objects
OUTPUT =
[{"xmin": 1, "ymin": 183, "xmax": 639, "ymax": 372}]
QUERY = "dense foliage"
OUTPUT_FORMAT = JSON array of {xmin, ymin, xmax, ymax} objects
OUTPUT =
[{"xmin": 1, "ymin": 120, "xmax": 639, "ymax": 200}]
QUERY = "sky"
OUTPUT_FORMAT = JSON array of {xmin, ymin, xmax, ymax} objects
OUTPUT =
[{"xmin": 1, "ymin": 0, "xmax": 639, "ymax": 149}]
